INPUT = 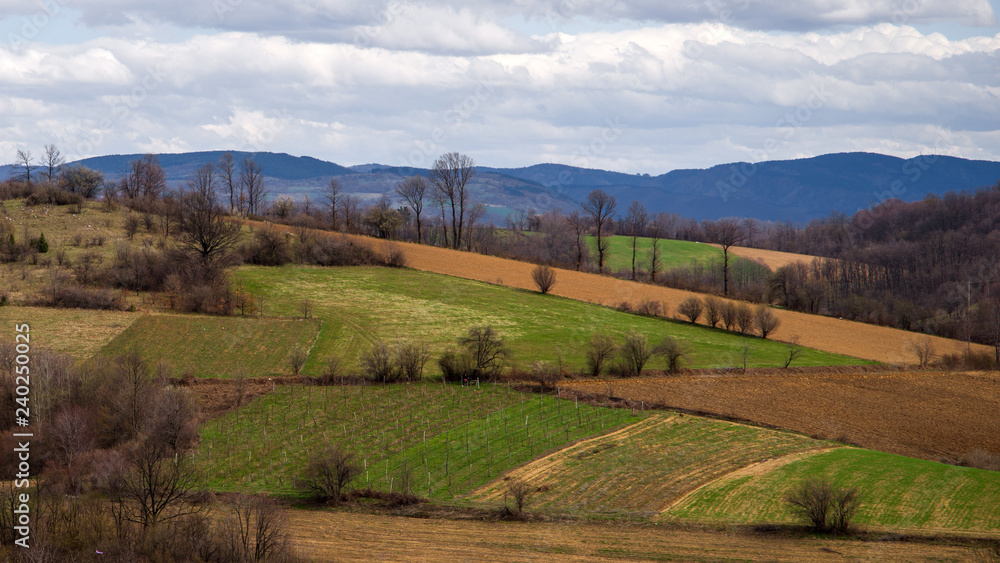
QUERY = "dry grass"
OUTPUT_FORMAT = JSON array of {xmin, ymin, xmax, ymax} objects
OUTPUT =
[
  {"xmin": 285, "ymin": 509, "xmax": 985, "ymax": 562},
  {"xmin": 716, "ymin": 244, "xmax": 825, "ymax": 271},
  {"xmin": 561, "ymin": 370, "xmax": 1000, "ymax": 463},
  {"xmin": 0, "ymin": 305, "xmax": 138, "ymax": 358}
]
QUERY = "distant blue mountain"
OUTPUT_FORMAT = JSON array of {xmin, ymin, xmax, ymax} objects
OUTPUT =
[{"xmin": 5, "ymin": 150, "xmax": 999, "ymax": 222}]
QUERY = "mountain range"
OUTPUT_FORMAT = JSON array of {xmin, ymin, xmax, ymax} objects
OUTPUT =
[{"xmin": 4, "ymin": 150, "xmax": 999, "ymax": 223}]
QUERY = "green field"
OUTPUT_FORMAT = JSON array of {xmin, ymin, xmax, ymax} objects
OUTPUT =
[
  {"xmin": 668, "ymin": 447, "xmax": 1000, "ymax": 532},
  {"xmin": 229, "ymin": 265, "xmax": 862, "ymax": 375},
  {"xmin": 196, "ymin": 382, "xmax": 640, "ymax": 497},
  {"xmin": 587, "ymin": 236, "xmax": 748, "ymax": 274},
  {"xmin": 0, "ymin": 306, "xmax": 138, "ymax": 358},
  {"xmin": 99, "ymin": 314, "xmax": 322, "ymax": 377}
]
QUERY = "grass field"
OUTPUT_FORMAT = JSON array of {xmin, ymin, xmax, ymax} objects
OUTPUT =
[
  {"xmin": 587, "ymin": 235, "xmax": 723, "ymax": 273},
  {"xmin": 99, "ymin": 314, "xmax": 322, "ymax": 377},
  {"xmin": 0, "ymin": 305, "xmax": 138, "ymax": 358},
  {"xmin": 231, "ymin": 265, "xmax": 862, "ymax": 376},
  {"xmin": 471, "ymin": 413, "xmax": 830, "ymax": 518},
  {"xmin": 669, "ymin": 447, "xmax": 1000, "ymax": 533},
  {"xmin": 560, "ymin": 371, "xmax": 1000, "ymax": 463},
  {"xmin": 195, "ymin": 382, "xmax": 640, "ymax": 497}
]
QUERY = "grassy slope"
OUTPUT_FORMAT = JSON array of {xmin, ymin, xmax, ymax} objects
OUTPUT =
[
  {"xmin": 231, "ymin": 265, "xmax": 862, "ymax": 375},
  {"xmin": 587, "ymin": 236, "xmax": 744, "ymax": 274},
  {"xmin": 0, "ymin": 306, "xmax": 138, "ymax": 358},
  {"xmin": 99, "ymin": 314, "xmax": 322, "ymax": 377},
  {"xmin": 196, "ymin": 382, "xmax": 639, "ymax": 497},
  {"xmin": 668, "ymin": 447, "xmax": 1000, "ymax": 532}
]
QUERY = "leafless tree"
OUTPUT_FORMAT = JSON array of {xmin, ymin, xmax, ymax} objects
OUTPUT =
[
  {"xmin": 240, "ymin": 156, "xmax": 267, "ymax": 216},
  {"xmin": 225, "ymin": 494, "xmax": 290, "ymax": 562},
  {"xmin": 704, "ymin": 296, "xmax": 723, "ymax": 328},
  {"xmin": 566, "ymin": 211, "xmax": 588, "ymax": 271},
  {"xmin": 216, "ymin": 152, "xmax": 237, "ymax": 212},
  {"xmin": 289, "ymin": 349, "xmax": 307, "ymax": 376},
  {"xmin": 395, "ymin": 340, "xmax": 430, "ymax": 381},
  {"xmin": 119, "ymin": 438, "xmax": 199, "ymax": 530},
  {"xmin": 531, "ymin": 264, "xmax": 557, "ymax": 294},
  {"xmin": 734, "ymin": 302, "xmax": 754, "ymax": 334},
  {"xmin": 459, "ymin": 325, "xmax": 509, "ymax": 380},
  {"xmin": 618, "ymin": 330, "xmax": 653, "ymax": 378},
  {"xmin": 177, "ymin": 163, "xmax": 242, "ymax": 268},
  {"xmin": 14, "ymin": 148, "xmax": 34, "ymax": 185},
  {"xmin": 785, "ymin": 478, "xmax": 860, "ymax": 534},
  {"xmin": 59, "ymin": 165, "xmax": 104, "ymax": 198},
  {"xmin": 301, "ymin": 445, "xmax": 361, "ymax": 504},
  {"xmin": 431, "ymin": 152, "xmax": 476, "ymax": 249},
  {"xmin": 582, "ymin": 189, "xmax": 617, "ymax": 273},
  {"xmin": 465, "ymin": 202, "xmax": 488, "ymax": 251},
  {"xmin": 622, "ymin": 200, "xmax": 648, "ymax": 280},
  {"xmin": 783, "ymin": 336, "xmax": 804, "ymax": 368},
  {"xmin": 586, "ymin": 332, "xmax": 617, "ymax": 376},
  {"xmin": 657, "ymin": 336, "xmax": 689, "ymax": 373},
  {"xmin": 360, "ymin": 340, "xmax": 396, "ymax": 382},
  {"xmin": 707, "ymin": 218, "xmax": 745, "ymax": 296},
  {"xmin": 754, "ymin": 304, "xmax": 781, "ymax": 338},
  {"xmin": 396, "ymin": 176, "xmax": 428, "ymax": 243},
  {"xmin": 324, "ymin": 178, "xmax": 344, "ymax": 231},
  {"xmin": 505, "ymin": 479, "xmax": 533, "ymax": 519},
  {"xmin": 677, "ymin": 296, "xmax": 703, "ymax": 323},
  {"xmin": 118, "ymin": 154, "xmax": 166, "ymax": 201},
  {"xmin": 648, "ymin": 213, "xmax": 665, "ymax": 282},
  {"xmin": 909, "ymin": 337, "xmax": 936, "ymax": 368},
  {"xmin": 342, "ymin": 194, "xmax": 362, "ymax": 233},
  {"xmin": 41, "ymin": 144, "xmax": 64, "ymax": 183}
]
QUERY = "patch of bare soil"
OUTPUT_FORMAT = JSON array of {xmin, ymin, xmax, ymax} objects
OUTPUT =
[{"xmin": 562, "ymin": 370, "xmax": 1000, "ymax": 463}]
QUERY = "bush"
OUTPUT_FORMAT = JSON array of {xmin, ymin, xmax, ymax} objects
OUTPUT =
[
  {"xmin": 785, "ymin": 478, "xmax": 860, "ymax": 534},
  {"xmin": 677, "ymin": 296, "xmax": 703, "ymax": 323},
  {"xmin": 734, "ymin": 302, "xmax": 754, "ymax": 334},
  {"xmin": 438, "ymin": 349, "xmax": 475, "ymax": 383},
  {"xmin": 395, "ymin": 340, "xmax": 430, "ymax": 381},
  {"xmin": 504, "ymin": 479, "xmax": 534, "ymax": 519},
  {"xmin": 657, "ymin": 336, "xmax": 689, "ymax": 373},
  {"xmin": 616, "ymin": 330, "xmax": 653, "ymax": 378},
  {"xmin": 46, "ymin": 285, "xmax": 125, "ymax": 310},
  {"xmin": 300, "ymin": 446, "xmax": 361, "ymax": 504},
  {"xmin": 585, "ymin": 332, "xmax": 617, "ymax": 377},
  {"xmin": 960, "ymin": 449, "xmax": 1000, "ymax": 471},
  {"xmin": 721, "ymin": 301, "xmax": 737, "ymax": 331},
  {"xmin": 360, "ymin": 341, "xmax": 396, "ymax": 382},
  {"xmin": 530, "ymin": 360, "xmax": 561, "ymax": 390},
  {"xmin": 458, "ymin": 325, "xmax": 510, "ymax": 380},
  {"xmin": 531, "ymin": 264, "xmax": 557, "ymax": 294},
  {"xmin": 636, "ymin": 299, "xmax": 666, "ymax": 317},
  {"xmin": 754, "ymin": 304, "xmax": 780, "ymax": 338}
]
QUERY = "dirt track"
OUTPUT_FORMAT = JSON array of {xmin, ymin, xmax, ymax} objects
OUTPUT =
[{"xmin": 248, "ymin": 221, "xmax": 988, "ymax": 365}]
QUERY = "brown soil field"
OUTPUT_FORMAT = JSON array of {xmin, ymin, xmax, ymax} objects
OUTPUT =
[
  {"xmin": 561, "ymin": 370, "xmax": 1000, "ymax": 462},
  {"xmin": 713, "ymin": 244, "xmax": 824, "ymax": 270},
  {"xmin": 245, "ymin": 222, "xmax": 990, "ymax": 364},
  {"xmin": 286, "ymin": 509, "xmax": 988, "ymax": 561}
]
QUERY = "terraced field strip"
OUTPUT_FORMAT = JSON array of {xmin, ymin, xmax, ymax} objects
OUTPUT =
[
  {"xmin": 471, "ymin": 412, "xmax": 833, "ymax": 518},
  {"xmin": 195, "ymin": 381, "xmax": 638, "ymax": 496},
  {"xmin": 718, "ymin": 244, "xmax": 825, "ymax": 270},
  {"xmin": 586, "ymin": 235, "xmax": 756, "ymax": 273},
  {"xmin": 667, "ymin": 447, "xmax": 1000, "ymax": 534},
  {"xmin": 287, "ymin": 510, "xmax": 985, "ymax": 562},
  {"xmin": 0, "ymin": 305, "xmax": 138, "ymax": 358},
  {"xmin": 247, "ymin": 222, "xmax": 983, "ymax": 364},
  {"xmin": 233, "ymin": 265, "xmax": 858, "ymax": 376},
  {"xmin": 561, "ymin": 370, "xmax": 1000, "ymax": 463},
  {"xmin": 100, "ymin": 314, "xmax": 322, "ymax": 377}
]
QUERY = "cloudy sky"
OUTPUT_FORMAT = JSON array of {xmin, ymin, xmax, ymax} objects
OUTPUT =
[{"xmin": 1, "ymin": 0, "xmax": 998, "ymax": 173}]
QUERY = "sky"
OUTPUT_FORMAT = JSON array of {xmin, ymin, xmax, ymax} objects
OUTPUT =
[{"xmin": 1, "ymin": 0, "xmax": 998, "ymax": 174}]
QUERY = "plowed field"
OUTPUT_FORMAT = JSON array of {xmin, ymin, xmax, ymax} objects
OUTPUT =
[
  {"xmin": 561, "ymin": 370, "xmax": 1000, "ymax": 462},
  {"xmin": 720, "ymin": 245, "xmax": 824, "ymax": 270},
  {"xmin": 250, "ymin": 222, "xmax": 985, "ymax": 365},
  {"xmin": 286, "ymin": 510, "xmax": 986, "ymax": 561}
]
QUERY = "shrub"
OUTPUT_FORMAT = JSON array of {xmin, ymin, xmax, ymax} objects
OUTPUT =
[
  {"xmin": 785, "ymin": 478, "xmax": 860, "ymax": 534},
  {"xmin": 530, "ymin": 360, "xmax": 561, "ymax": 390},
  {"xmin": 438, "ymin": 350, "xmax": 475, "ymax": 383},
  {"xmin": 531, "ymin": 264, "xmax": 557, "ymax": 294},
  {"xmin": 734, "ymin": 302, "xmax": 754, "ymax": 334},
  {"xmin": 960, "ymin": 449, "xmax": 1000, "ymax": 471},
  {"xmin": 909, "ymin": 337, "xmax": 936, "ymax": 368},
  {"xmin": 657, "ymin": 336, "xmax": 689, "ymax": 373},
  {"xmin": 395, "ymin": 340, "xmax": 430, "ymax": 381},
  {"xmin": 288, "ymin": 349, "xmax": 307, "ymax": 376},
  {"xmin": 458, "ymin": 325, "xmax": 510, "ymax": 380},
  {"xmin": 677, "ymin": 296, "xmax": 703, "ymax": 324},
  {"xmin": 617, "ymin": 330, "xmax": 653, "ymax": 378},
  {"xmin": 636, "ymin": 299, "xmax": 666, "ymax": 317},
  {"xmin": 384, "ymin": 243, "xmax": 407, "ymax": 268},
  {"xmin": 359, "ymin": 341, "xmax": 396, "ymax": 382},
  {"xmin": 300, "ymin": 446, "xmax": 361, "ymax": 504},
  {"xmin": 504, "ymin": 479, "xmax": 534, "ymax": 520},
  {"xmin": 585, "ymin": 332, "xmax": 617, "ymax": 377},
  {"xmin": 754, "ymin": 304, "xmax": 780, "ymax": 338},
  {"xmin": 721, "ymin": 301, "xmax": 737, "ymax": 331}
]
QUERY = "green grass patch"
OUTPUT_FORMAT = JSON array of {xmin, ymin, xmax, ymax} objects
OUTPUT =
[
  {"xmin": 99, "ymin": 314, "xmax": 321, "ymax": 377},
  {"xmin": 195, "ymin": 382, "xmax": 639, "ymax": 497},
  {"xmin": 588, "ymin": 236, "xmax": 723, "ymax": 274},
  {"xmin": 0, "ymin": 306, "xmax": 138, "ymax": 358},
  {"xmin": 470, "ymin": 414, "xmax": 831, "ymax": 518},
  {"xmin": 667, "ymin": 447, "xmax": 1000, "ymax": 532},
  {"xmin": 231, "ymin": 265, "xmax": 863, "ymax": 376}
]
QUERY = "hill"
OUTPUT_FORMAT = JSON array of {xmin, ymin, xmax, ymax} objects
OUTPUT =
[{"xmin": 10, "ymin": 150, "xmax": 999, "ymax": 221}]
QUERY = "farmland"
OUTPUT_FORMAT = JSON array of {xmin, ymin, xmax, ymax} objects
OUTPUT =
[
  {"xmin": 560, "ymin": 370, "xmax": 1000, "ymax": 462},
  {"xmin": 0, "ymin": 305, "xmax": 137, "ymax": 358},
  {"xmin": 586, "ymin": 235, "xmax": 734, "ymax": 273}
]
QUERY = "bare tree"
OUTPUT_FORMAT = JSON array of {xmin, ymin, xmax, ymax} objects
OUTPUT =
[
  {"xmin": 505, "ymin": 479, "xmax": 533, "ymax": 519},
  {"xmin": 909, "ymin": 337, "xmax": 936, "ymax": 368},
  {"xmin": 301, "ymin": 445, "xmax": 361, "ymax": 504},
  {"xmin": 566, "ymin": 211, "xmax": 588, "ymax": 271},
  {"xmin": 786, "ymin": 478, "xmax": 860, "ymax": 534},
  {"xmin": 119, "ymin": 439, "xmax": 199, "ymax": 530},
  {"xmin": 704, "ymin": 296, "xmax": 723, "ymax": 328},
  {"xmin": 226, "ymin": 494, "xmax": 290, "ymax": 563},
  {"xmin": 41, "ymin": 144, "xmax": 64, "ymax": 183},
  {"xmin": 289, "ymin": 349, "xmax": 307, "ymax": 376},
  {"xmin": 531, "ymin": 264, "xmax": 557, "ymax": 294},
  {"xmin": 396, "ymin": 176, "xmax": 428, "ymax": 243},
  {"xmin": 464, "ymin": 202, "xmax": 487, "ymax": 251},
  {"xmin": 586, "ymin": 332, "xmax": 617, "ymax": 376},
  {"xmin": 177, "ymin": 163, "xmax": 242, "ymax": 268},
  {"xmin": 59, "ymin": 165, "xmax": 104, "ymax": 198},
  {"xmin": 582, "ymin": 189, "xmax": 617, "ymax": 273},
  {"xmin": 677, "ymin": 296, "xmax": 704, "ymax": 324},
  {"xmin": 754, "ymin": 305, "xmax": 781, "ymax": 338},
  {"xmin": 431, "ymin": 152, "xmax": 476, "ymax": 250},
  {"xmin": 707, "ymin": 218, "xmax": 746, "ymax": 296},
  {"xmin": 118, "ymin": 154, "xmax": 166, "ymax": 201},
  {"xmin": 239, "ymin": 156, "xmax": 267, "ymax": 216},
  {"xmin": 459, "ymin": 325, "xmax": 509, "ymax": 380},
  {"xmin": 734, "ymin": 302, "xmax": 754, "ymax": 334},
  {"xmin": 618, "ymin": 330, "xmax": 653, "ymax": 378},
  {"xmin": 648, "ymin": 213, "xmax": 664, "ymax": 282},
  {"xmin": 783, "ymin": 336, "xmax": 804, "ymax": 368},
  {"xmin": 657, "ymin": 336, "xmax": 689, "ymax": 373},
  {"xmin": 14, "ymin": 149, "xmax": 34, "ymax": 185},
  {"xmin": 395, "ymin": 340, "xmax": 430, "ymax": 381},
  {"xmin": 622, "ymin": 200, "xmax": 648, "ymax": 280},
  {"xmin": 324, "ymin": 178, "xmax": 344, "ymax": 231},
  {"xmin": 342, "ymin": 194, "xmax": 361, "ymax": 233},
  {"xmin": 217, "ymin": 152, "xmax": 237, "ymax": 212}
]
